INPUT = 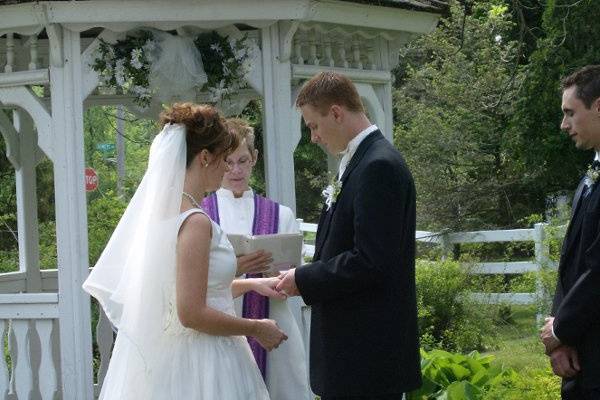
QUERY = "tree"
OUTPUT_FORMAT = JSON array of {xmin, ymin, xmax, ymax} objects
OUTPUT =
[{"xmin": 395, "ymin": 0, "xmax": 525, "ymax": 231}]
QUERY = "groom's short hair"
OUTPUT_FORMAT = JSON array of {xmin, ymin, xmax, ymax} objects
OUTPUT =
[
  {"xmin": 562, "ymin": 65, "xmax": 600, "ymax": 108},
  {"xmin": 296, "ymin": 71, "xmax": 365, "ymax": 115}
]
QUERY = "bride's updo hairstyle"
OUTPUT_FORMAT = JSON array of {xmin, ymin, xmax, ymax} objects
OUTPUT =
[{"xmin": 159, "ymin": 103, "xmax": 239, "ymax": 167}]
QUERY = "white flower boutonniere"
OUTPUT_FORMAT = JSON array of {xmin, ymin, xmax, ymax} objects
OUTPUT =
[
  {"xmin": 584, "ymin": 162, "xmax": 600, "ymax": 187},
  {"xmin": 322, "ymin": 178, "xmax": 342, "ymax": 211}
]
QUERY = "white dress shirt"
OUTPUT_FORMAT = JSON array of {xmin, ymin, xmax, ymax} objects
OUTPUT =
[{"xmin": 338, "ymin": 124, "xmax": 378, "ymax": 180}]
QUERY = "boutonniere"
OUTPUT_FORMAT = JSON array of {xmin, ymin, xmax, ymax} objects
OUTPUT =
[
  {"xmin": 584, "ymin": 162, "xmax": 600, "ymax": 187},
  {"xmin": 322, "ymin": 178, "xmax": 342, "ymax": 211}
]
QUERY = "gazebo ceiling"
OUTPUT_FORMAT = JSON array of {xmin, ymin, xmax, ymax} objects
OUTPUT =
[{"xmin": 0, "ymin": 0, "xmax": 444, "ymax": 37}]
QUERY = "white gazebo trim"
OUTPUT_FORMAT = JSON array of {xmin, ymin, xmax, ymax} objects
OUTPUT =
[
  {"xmin": 261, "ymin": 22, "xmax": 298, "ymax": 210},
  {"xmin": 0, "ymin": 109, "xmax": 20, "ymax": 168},
  {"xmin": 0, "ymin": 69, "xmax": 49, "ymax": 87},
  {"xmin": 292, "ymin": 64, "xmax": 391, "ymax": 84},
  {"xmin": 0, "ymin": 0, "xmax": 441, "ymax": 35},
  {"xmin": 0, "ymin": 85, "xmax": 54, "ymax": 161},
  {"xmin": 47, "ymin": 25, "xmax": 94, "ymax": 400}
]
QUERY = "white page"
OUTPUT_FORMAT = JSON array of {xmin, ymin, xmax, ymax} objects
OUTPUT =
[{"xmin": 227, "ymin": 233, "xmax": 303, "ymax": 273}]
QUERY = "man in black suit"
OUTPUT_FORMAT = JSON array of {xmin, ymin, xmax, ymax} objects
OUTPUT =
[
  {"xmin": 540, "ymin": 65, "xmax": 600, "ymax": 400},
  {"xmin": 277, "ymin": 72, "xmax": 421, "ymax": 399}
]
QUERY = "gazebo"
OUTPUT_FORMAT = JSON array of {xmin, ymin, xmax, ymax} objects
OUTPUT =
[{"xmin": 0, "ymin": 1, "xmax": 444, "ymax": 398}]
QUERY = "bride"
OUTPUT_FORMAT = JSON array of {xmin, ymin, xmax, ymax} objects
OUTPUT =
[{"xmin": 83, "ymin": 103, "xmax": 287, "ymax": 399}]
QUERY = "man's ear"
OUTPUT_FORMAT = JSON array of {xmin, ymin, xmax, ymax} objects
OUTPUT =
[
  {"xmin": 330, "ymin": 104, "xmax": 343, "ymax": 123},
  {"xmin": 594, "ymin": 97, "xmax": 600, "ymax": 115}
]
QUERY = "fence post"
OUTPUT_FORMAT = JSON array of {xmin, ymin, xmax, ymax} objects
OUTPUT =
[
  {"xmin": 534, "ymin": 223, "xmax": 549, "ymax": 326},
  {"xmin": 439, "ymin": 231, "xmax": 452, "ymax": 261}
]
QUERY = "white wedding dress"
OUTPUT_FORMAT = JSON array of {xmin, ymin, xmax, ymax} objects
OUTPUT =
[{"xmin": 98, "ymin": 208, "xmax": 269, "ymax": 400}]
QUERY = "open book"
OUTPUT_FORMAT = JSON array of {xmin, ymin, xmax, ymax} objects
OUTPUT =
[{"xmin": 226, "ymin": 233, "xmax": 303, "ymax": 274}]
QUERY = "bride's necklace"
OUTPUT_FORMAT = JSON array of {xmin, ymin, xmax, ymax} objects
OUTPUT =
[{"xmin": 182, "ymin": 191, "xmax": 202, "ymax": 209}]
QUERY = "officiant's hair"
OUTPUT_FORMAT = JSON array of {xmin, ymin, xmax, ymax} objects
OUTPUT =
[
  {"xmin": 159, "ymin": 103, "xmax": 238, "ymax": 167},
  {"xmin": 562, "ymin": 65, "xmax": 600, "ymax": 109},
  {"xmin": 295, "ymin": 71, "xmax": 365, "ymax": 115},
  {"xmin": 226, "ymin": 118, "xmax": 256, "ymax": 158}
]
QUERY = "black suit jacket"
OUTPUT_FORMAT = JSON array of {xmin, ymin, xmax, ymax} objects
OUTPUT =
[
  {"xmin": 295, "ymin": 131, "xmax": 422, "ymax": 397},
  {"xmin": 552, "ymin": 177, "xmax": 600, "ymax": 388}
]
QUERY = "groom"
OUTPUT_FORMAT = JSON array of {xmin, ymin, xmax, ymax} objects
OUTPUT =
[
  {"xmin": 540, "ymin": 65, "xmax": 600, "ymax": 399},
  {"xmin": 277, "ymin": 72, "xmax": 421, "ymax": 399}
]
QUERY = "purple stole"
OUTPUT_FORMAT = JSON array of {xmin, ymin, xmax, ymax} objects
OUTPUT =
[{"xmin": 201, "ymin": 192, "xmax": 279, "ymax": 380}]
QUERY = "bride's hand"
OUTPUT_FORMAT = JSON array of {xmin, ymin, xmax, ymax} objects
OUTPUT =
[
  {"xmin": 253, "ymin": 319, "xmax": 288, "ymax": 351},
  {"xmin": 251, "ymin": 277, "xmax": 287, "ymax": 300}
]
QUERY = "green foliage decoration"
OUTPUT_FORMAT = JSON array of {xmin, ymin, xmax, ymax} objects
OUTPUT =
[{"xmin": 92, "ymin": 30, "xmax": 251, "ymax": 108}]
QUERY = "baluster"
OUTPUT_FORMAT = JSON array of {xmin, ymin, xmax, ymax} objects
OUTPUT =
[
  {"xmin": 352, "ymin": 38, "xmax": 363, "ymax": 69},
  {"xmin": 337, "ymin": 40, "xmax": 349, "ymax": 68},
  {"xmin": 8, "ymin": 321, "xmax": 16, "ymax": 395},
  {"xmin": 12, "ymin": 320, "xmax": 33, "ymax": 400},
  {"xmin": 96, "ymin": 306, "xmax": 114, "ymax": 389},
  {"xmin": 366, "ymin": 42, "xmax": 376, "ymax": 70},
  {"xmin": 5, "ymin": 33, "xmax": 15, "ymax": 73},
  {"xmin": 308, "ymin": 31, "xmax": 319, "ymax": 66},
  {"xmin": 322, "ymin": 37, "xmax": 335, "ymax": 67},
  {"xmin": 294, "ymin": 35, "xmax": 304, "ymax": 65},
  {"xmin": 0, "ymin": 320, "xmax": 9, "ymax": 398},
  {"xmin": 28, "ymin": 35, "xmax": 38, "ymax": 70},
  {"xmin": 36, "ymin": 320, "xmax": 57, "ymax": 400}
]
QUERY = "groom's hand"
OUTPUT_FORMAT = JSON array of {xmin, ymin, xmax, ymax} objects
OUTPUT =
[{"xmin": 276, "ymin": 269, "xmax": 300, "ymax": 296}]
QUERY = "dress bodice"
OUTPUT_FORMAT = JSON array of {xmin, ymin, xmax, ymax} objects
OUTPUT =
[{"xmin": 164, "ymin": 208, "xmax": 238, "ymax": 336}]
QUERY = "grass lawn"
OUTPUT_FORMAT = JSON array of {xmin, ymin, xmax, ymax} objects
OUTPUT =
[
  {"xmin": 488, "ymin": 305, "xmax": 549, "ymax": 371},
  {"xmin": 483, "ymin": 305, "xmax": 562, "ymax": 400}
]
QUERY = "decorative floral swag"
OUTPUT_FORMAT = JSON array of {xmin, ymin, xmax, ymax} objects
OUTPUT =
[{"xmin": 91, "ymin": 30, "xmax": 251, "ymax": 108}]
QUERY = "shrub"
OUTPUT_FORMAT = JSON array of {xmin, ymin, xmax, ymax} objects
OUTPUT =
[
  {"xmin": 485, "ymin": 366, "xmax": 561, "ymax": 400},
  {"xmin": 416, "ymin": 259, "xmax": 497, "ymax": 352}
]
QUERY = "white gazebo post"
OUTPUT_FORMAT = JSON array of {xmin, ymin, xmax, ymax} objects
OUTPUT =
[
  {"xmin": 261, "ymin": 21, "xmax": 302, "ymax": 212},
  {"xmin": 12, "ymin": 109, "xmax": 42, "ymax": 293},
  {"xmin": 47, "ymin": 24, "xmax": 94, "ymax": 400}
]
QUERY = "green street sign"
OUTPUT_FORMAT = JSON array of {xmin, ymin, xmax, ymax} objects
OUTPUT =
[{"xmin": 96, "ymin": 143, "xmax": 115, "ymax": 153}]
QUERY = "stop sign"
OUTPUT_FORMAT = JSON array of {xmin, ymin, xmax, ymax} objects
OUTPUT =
[{"xmin": 85, "ymin": 167, "xmax": 99, "ymax": 192}]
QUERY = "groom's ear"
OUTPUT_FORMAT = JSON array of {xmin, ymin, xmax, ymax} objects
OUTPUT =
[{"xmin": 330, "ymin": 104, "xmax": 343, "ymax": 123}]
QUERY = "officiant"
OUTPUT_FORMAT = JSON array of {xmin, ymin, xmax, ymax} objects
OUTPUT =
[{"xmin": 202, "ymin": 118, "xmax": 311, "ymax": 400}]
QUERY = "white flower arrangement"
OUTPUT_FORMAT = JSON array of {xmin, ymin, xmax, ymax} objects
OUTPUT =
[
  {"xmin": 322, "ymin": 178, "xmax": 342, "ymax": 211},
  {"xmin": 584, "ymin": 162, "xmax": 600, "ymax": 187},
  {"xmin": 91, "ymin": 30, "xmax": 251, "ymax": 107}
]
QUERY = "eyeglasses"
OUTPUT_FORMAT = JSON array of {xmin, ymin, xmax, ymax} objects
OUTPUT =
[{"xmin": 225, "ymin": 157, "xmax": 252, "ymax": 169}]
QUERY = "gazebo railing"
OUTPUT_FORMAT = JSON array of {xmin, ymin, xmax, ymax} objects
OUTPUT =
[{"xmin": 0, "ymin": 293, "xmax": 59, "ymax": 400}]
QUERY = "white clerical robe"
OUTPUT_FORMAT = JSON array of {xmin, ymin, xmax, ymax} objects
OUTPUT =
[{"xmin": 214, "ymin": 188, "xmax": 311, "ymax": 400}]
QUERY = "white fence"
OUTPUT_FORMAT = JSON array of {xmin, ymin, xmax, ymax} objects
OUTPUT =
[{"xmin": 299, "ymin": 221, "xmax": 559, "ymax": 308}]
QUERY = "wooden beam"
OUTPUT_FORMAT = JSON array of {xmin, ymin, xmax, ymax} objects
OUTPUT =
[
  {"xmin": 0, "ymin": 86, "xmax": 53, "ymax": 162},
  {"xmin": 292, "ymin": 64, "xmax": 391, "ymax": 84},
  {"xmin": 0, "ymin": 109, "xmax": 20, "ymax": 168},
  {"xmin": 0, "ymin": 69, "xmax": 49, "ymax": 88}
]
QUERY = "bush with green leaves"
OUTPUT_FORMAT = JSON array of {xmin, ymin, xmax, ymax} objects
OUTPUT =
[
  {"xmin": 407, "ymin": 349, "xmax": 515, "ymax": 400},
  {"xmin": 416, "ymin": 259, "xmax": 497, "ymax": 352}
]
